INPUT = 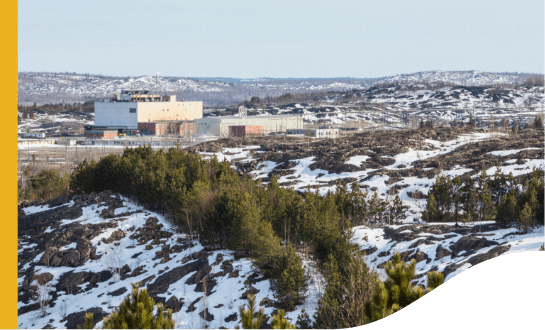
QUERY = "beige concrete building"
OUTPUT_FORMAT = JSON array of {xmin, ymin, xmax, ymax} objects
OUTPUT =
[
  {"xmin": 95, "ymin": 91, "xmax": 202, "ymax": 129},
  {"xmin": 195, "ymin": 115, "xmax": 302, "ymax": 137}
]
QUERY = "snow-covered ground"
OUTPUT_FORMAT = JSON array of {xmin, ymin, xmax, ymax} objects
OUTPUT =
[
  {"xmin": 352, "ymin": 224, "xmax": 544, "ymax": 285},
  {"xmin": 18, "ymin": 197, "xmax": 322, "ymax": 329}
]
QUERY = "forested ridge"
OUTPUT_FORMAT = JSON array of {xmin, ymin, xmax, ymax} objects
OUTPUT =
[{"xmin": 18, "ymin": 143, "xmax": 543, "ymax": 328}]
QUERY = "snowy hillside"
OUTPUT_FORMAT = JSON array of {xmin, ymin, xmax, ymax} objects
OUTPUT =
[
  {"xmin": 225, "ymin": 84, "xmax": 544, "ymax": 129},
  {"xmin": 18, "ymin": 182, "xmax": 543, "ymax": 329},
  {"xmin": 18, "ymin": 71, "xmax": 536, "ymax": 107},
  {"xmin": 18, "ymin": 193, "xmax": 324, "ymax": 329}
]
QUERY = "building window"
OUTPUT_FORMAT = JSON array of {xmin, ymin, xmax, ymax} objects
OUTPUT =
[{"xmin": 130, "ymin": 108, "xmax": 136, "ymax": 113}]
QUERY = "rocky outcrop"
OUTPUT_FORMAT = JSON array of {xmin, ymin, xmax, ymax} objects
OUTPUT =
[
  {"xmin": 147, "ymin": 257, "xmax": 209, "ymax": 297},
  {"xmin": 449, "ymin": 236, "xmax": 498, "ymax": 258},
  {"xmin": 63, "ymin": 307, "xmax": 108, "ymax": 329}
]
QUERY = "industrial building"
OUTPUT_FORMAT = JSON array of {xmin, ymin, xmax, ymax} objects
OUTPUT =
[
  {"xmin": 138, "ymin": 121, "xmax": 195, "ymax": 137},
  {"xmin": 85, "ymin": 129, "xmax": 119, "ymax": 139},
  {"xmin": 94, "ymin": 90, "xmax": 203, "ymax": 130},
  {"xmin": 229, "ymin": 125, "xmax": 263, "ymax": 137},
  {"xmin": 195, "ymin": 115, "xmax": 301, "ymax": 137},
  {"xmin": 287, "ymin": 126, "xmax": 340, "ymax": 139}
]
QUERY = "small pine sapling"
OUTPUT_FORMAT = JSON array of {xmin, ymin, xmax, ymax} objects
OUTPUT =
[
  {"xmin": 239, "ymin": 294, "xmax": 264, "ymax": 329},
  {"xmin": 271, "ymin": 309, "xmax": 296, "ymax": 329}
]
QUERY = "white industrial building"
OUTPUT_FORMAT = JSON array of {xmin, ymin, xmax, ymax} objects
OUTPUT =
[
  {"xmin": 287, "ymin": 127, "xmax": 340, "ymax": 139},
  {"xmin": 94, "ymin": 90, "xmax": 203, "ymax": 129},
  {"xmin": 195, "ymin": 115, "xmax": 302, "ymax": 137}
]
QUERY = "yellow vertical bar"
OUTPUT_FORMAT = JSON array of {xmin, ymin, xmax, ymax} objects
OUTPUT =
[{"xmin": 1, "ymin": 0, "xmax": 17, "ymax": 328}]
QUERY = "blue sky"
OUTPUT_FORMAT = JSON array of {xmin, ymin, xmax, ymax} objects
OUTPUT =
[{"xmin": 18, "ymin": 0, "xmax": 544, "ymax": 78}]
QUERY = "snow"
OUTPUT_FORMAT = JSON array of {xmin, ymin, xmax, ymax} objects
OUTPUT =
[
  {"xmin": 483, "ymin": 159, "xmax": 545, "ymax": 176},
  {"xmin": 345, "ymin": 155, "xmax": 369, "ymax": 167},
  {"xmin": 18, "ymin": 195, "xmax": 323, "ymax": 329},
  {"xmin": 488, "ymin": 148, "xmax": 541, "ymax": 156}
]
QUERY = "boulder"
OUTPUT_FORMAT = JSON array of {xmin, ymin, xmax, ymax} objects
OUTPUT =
[
  {"xmin": 199, "ymin": 308, "xmax": 214, "ymax": 322},
  {"xmin": 63, "ymin": 307, "xmax": 108, "ymax": 329},
  {"xmin": 450, "ymin": 236, "xmax": 498, "ymax": 258}
]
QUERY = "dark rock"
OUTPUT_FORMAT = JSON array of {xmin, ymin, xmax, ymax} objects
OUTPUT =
[
  {"xmin": 435, "ymin": 245, "xmax": 451, "ymax": 260},
  {"xmin": 63, "ymin": 307, "xmax": 108, "ymax": 329},
  {"xmin": 466, "ymin": 245, "xmax": 510, "ymax": 266},
  {"xmin": 199, "ymin": 308, "xmax": 214, "ymax": 322},
  {"xmin": 120, "ymin": 264, "xmax": 131, "ymax": 275},
  {"xmin": 107, "ymin": 287, "xmax": 128, "ymax": 297},
  {"xmin": 186, "ymin": 297, "xmax": 201, "ymax": 313},
  {"xmin": 413, "ymin": 251, "xmax": 428, "ymax": 263},
  {"xmin": 361, "ymin": 246, "xmax": 377, "ymax": 256},
  {"xmin": 128, "ymin": 266, "xmax": 146, "ymax": 278},
  {"xmin": 195, "ymin": 278, "xmax": 217, "ymax": 295},
  {"xmin": 102, "ymin": 229, "xmax": 125, "ymax": 244},
  {"xmin": 165, "ymin": 296, "xmax": 184, "ymax": 313},
  {"xmin": 450, "ymin": 236, "xmax": 498, "ymax": 258},
  {"xmin": 225, "ymin": 313, "xmax": 238, "ymax": 323},
  {"xmin": 56, "ymin": 271, "xmax": 92, "ymax": 294},
  {"xmin": 147, "ymin": 258, "xmax": 209, "ymax": 297},
  {"xmin": 131, "ymin": 252, "xmax": 143, "ymax": 258},
  {"xmin": 240, "ymin": 287, "xmax": 260, "ymax": 299},
  {"xmin": 18, "ymin": 303, "xmax": 40, "ymax": 316}
]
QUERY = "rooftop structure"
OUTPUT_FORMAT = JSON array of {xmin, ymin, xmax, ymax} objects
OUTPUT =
[{"xmin": 95, "ymin": 92, "xmax": 202, "ymax": 130}]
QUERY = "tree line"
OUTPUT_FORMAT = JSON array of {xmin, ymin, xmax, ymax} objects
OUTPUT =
[{"xmin": 425, "ymin": 168, "xmax": 544, "ymax": 232}]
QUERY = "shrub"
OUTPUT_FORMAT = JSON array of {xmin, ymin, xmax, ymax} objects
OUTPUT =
[
  {"xmin": 239, "ymin": 294, "xmax": 264, "ymax": 329},
  {"xmin": 78, "ymin": 282, "xmax": 174, "ymax": 329},
  {"xmin": 271, "ymin": 309, "xmax": 296, "ymax": 329},
  {"xmin": 364, "ymin": 253, "xmax": 444, "ymax": 323}
]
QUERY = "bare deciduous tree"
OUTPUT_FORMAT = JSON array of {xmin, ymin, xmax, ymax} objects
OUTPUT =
[
  {"xmin": 33, "ymin": 272, "xmax": 52, "ymax": 318},
  {"xmin": 105, "ymin": 243, "xmax": 124, "ymax": 282}
]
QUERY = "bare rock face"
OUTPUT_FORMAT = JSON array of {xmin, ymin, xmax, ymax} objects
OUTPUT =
[
  {"xmin": 435, "ymin": 245, "xmax": 451, "ymax": 260},
  {"xmin": 146, "ymin": 257, "xmax": 209, "ymax": 298},
  {"xmin": 102, "ymin": 229, "xmax": 126, "ymax": 244},
  {"xmin": 165, "ymin": 296, "xmax": 184, "ymax": 313},
  {"xmin": 199, "ymin": 308, "xmax": 214, "ymax": 322},
  {"xmin": 63, "ymin": 307, "xmax": 108, "ymax": 329},
  {"xmin": 465, "ymin": 245, "xmax": 510, "ymax": 266},
  {"xmin": 450, "ymin": 236, "xmax": 498, "ymax": 258},
  {"xmin": 18, "ymin": 191, "xmax": 125, "ymax": 271}
]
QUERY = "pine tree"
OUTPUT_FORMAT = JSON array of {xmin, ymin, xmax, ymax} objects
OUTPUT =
[
  {"xmin": 364, "ymin": 253, "xmax": 444, "ymax": 323},
  {"xmin": 271, "ymin": 309, "xmax": 296, "ymax": 329},
  {"xmin": 78, "ymin": 313, "xmax": 95, "ymax": 329},
  {"xmin": 239, "ymin": 294, "xmax": 264, "ymax": 329},
  {"xmin": 295, "ymin": 309, "xmax": 312, "ymax": 329},
  {"xmin": 517, "ymin": 203, "xmax": 533, "ymax": 233},
  {"xmin": 272, "ymin": 244, "xmax": 308, "ymax": 310},
  {"xmin": 496, "ymin": 189, "xmax": 518, "ymax": 225},
  {"xmin": 78, "ymin": 282, "xmax": 174, "ymax": 329},
  {"xmin": 426, "ymin": 193, "xmax": 437, "ymax": 222}
]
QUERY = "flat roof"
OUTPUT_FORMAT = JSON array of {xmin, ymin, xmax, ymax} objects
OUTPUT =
[{"xmin": 199, "ymin": 114, "xmax": 299, "ymax": 120}]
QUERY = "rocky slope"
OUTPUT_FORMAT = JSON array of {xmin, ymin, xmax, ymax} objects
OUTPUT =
[{"xmin": 18, "ymin": 190, "xmax": 543, "ymax": 329}]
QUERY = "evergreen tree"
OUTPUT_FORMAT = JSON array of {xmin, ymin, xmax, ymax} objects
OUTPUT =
[
  {"xmin": 271, "ymin": 309, "xmax": 296, "ymax": 329},
  {"xmin": 271, "ymin": 244, "xmax": 308, "ymax": 310},
  {"xmin": 517, "ymin": 203, "xmax": 534, "ymax": 233},
  {"xmin": 239, "ymin": 294, "xmax": 265, "ymax": 329},
  {"xmin": 426, "ymin": 193, "xmax": 437, "ymax": 223},
  {"xmin": 364, "ymin": 253, "xmax": 444, "ymax": 323},
  {"xmin": 295, "ymin": 309, "xmax": 312, "ymax": 329},
  {"xmin": 78, "ymin": 313, "xmax": 94, "ymax": 329},
  {"xmin": 78, "ymin": 282, "xmax": 174, "ymax": 329},
  {"xmin": 496, "ymin": 189, "xmax": 518, "ymax": 225}
]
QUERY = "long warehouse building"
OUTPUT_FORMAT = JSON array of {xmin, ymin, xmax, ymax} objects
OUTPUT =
[
  {"xmin": 195, "ymin": 115, "xmax": 302, "ymax": 137},
  {"xmin": 94, "ymin": 91, "xmax": 202, "ymax": 130}
]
